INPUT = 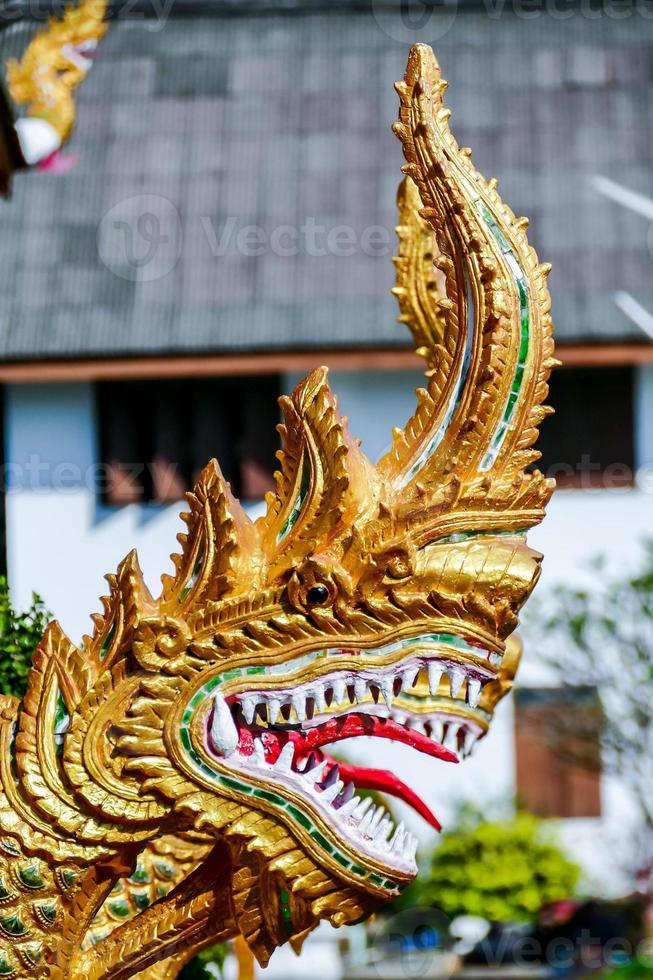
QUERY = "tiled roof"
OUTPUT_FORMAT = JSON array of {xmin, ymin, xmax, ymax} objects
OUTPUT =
[{"xmin": 0, "ymin": 3, "xmax": 652, "ymax": 360}]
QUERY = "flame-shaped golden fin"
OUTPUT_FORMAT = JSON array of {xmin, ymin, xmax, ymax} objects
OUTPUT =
[
  {"xmin": 161, "ymin": 459, "xmax": 256, "ymax": 611},
  {"xmin": 380, "ymin": 44, "xmax": 557, "ymax": 531},
  {"xmin": 392, "ymin": 176, "xmax": 450, "ymax": 376},
  {"xmin": 258, "ymin": 367, "xmax": 375, "ymax": 573}
]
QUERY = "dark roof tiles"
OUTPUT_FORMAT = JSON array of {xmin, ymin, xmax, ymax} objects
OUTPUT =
[{"xmin": 0, "ymin": 6, "xmax": 651, "ymax": 360}]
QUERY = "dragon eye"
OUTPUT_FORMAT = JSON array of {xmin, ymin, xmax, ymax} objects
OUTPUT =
[{"xmin": 306, "ymin": 585, "xmax": 330, "ymax": 606}]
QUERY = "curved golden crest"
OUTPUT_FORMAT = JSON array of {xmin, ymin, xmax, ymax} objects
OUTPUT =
[
  {"xmin": 0, "ymin": 45, "xmax": 555, "ymax": 979},
  {"xmin": 383, "ymin": 44, "xmax": 556, "ymax": 525}
]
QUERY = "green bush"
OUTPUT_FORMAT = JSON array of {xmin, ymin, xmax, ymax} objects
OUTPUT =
[
  {"xmin": 603, "ymin": 964, "xmax": 653, "ymax": 979},
  {"xmin": 399, "ymin": 811, "xmax": 580, "ymax": 924},
  {"xmin": 0, "ymin": 576, "xmax": 50, "ymax": 698},
  {"xmin": 179, "ymin": 943, "xmax": 228, "ymax": 979}
]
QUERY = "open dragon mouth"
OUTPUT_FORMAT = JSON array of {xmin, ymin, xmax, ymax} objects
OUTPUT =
[{"xmin": 203, "ymin": 632, "xmax": 499, "ymax": 873}]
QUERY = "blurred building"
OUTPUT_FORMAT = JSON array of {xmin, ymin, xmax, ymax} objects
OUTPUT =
[{"xmin": 0, "ymin": 0, "xmax": 652, "ymax": 899}]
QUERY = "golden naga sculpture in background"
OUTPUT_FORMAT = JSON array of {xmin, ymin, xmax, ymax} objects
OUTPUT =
[
  {"xmin": 0, "ymin": 44, "xmax": 556, "ymax": 979},
  {"xmin": 5, "ymin": 0, "xmax": 108, "ymax": 168}
]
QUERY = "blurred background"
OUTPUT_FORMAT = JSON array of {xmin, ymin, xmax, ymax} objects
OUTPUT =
[{"xmin": 0, "ymin": 0, "xmax": 652, "ymax": 976}]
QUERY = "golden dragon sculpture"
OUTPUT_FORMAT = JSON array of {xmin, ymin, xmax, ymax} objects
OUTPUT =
[
  {"xmin": 5, "ymin": 0, "xmax": 107, "ymax": 167},
  {"xmin": 0, "ymin": 44, "xmax": 555, "ymax": 978}
]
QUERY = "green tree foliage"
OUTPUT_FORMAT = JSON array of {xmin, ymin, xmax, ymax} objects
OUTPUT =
[
  {"xmin": 179, "ymin": 943, "xmax": 228, "ymax": 979},
  {"xmin": 400, "ymin": 812, "xmax": 580, "ymax": 923},
  {"xmin": 0, "ymin": 577, "xmax": 49, "ymax": 698},
  {"xmin": 604, "ymin": 962, "xmax": 653, "ymax": 978}
]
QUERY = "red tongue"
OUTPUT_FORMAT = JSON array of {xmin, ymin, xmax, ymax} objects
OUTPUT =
[
  {"xmin": 280, "ymin": 714, "xmax": 458, "ymax": 763},
  {"xmin": 333, "ymin": 761, "xmax": 442, "ymax": 831}
]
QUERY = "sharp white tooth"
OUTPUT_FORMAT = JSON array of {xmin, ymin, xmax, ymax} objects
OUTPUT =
[
  {"xmin": 381, "ymin": 678, "xmax": 393, "ymax": 710},
  {"xmin": 241, "ymin": 698, "xmax": 257, "ymax": 725},
  {"xmin": 467, "ymin": 677, "xmax": 482, "ymax": 709},
  {"xmin": 354, "ymin": 677, "xmax": 367, "ymax": 703},
  {"xmin": 402, "ymin": 668, "xmax": 419, "ymax": 692},
  {"xmin": 375, "ymin": 816, "xmax": 392, "ymax": 843},
  {"xmin": 210, "ymin": 693, "xmax": 239, "ymax": 757},
  {"xmin": 339, "ymin": 795, "xmax": 361, "ymax": 819},
  {"xmin": 321, "ymin": 780, "xmax": 344, "ymax": 804},
  {"xmin": 445, "ymin": 722, "xmax": 460, "ymax": 752},
  {"xmin": 390, "ymin": 821, "xmax": 405, "ymax": 852},
  {"xmin": 268, "ymin": 699, "xmax": 281, "ymax": 725},
  {"xmin": 353, "ymin": 797, "xmax": 373, "ymax": 820},
  {"xmin": 332, "ymin": 678, "xmax": 347, "ymax": 706},
  {"xmin": 370, "ymin": 806, "xmax": 385, "ymax": 832},
  {"xmin": 359, "ymin": 805, "xmax": 376, "ymax": 835},
  {"xmin": 315, "ymin": 685, "xmax": 327, "ymax": 713},
  {"xmin": 253, "ymin": 738, "xmax": 266, "ymax": 766},
  {"xmin": 304, "ymin": 688, "xmax": 317, "ymax": 719},
  {"xmin": 303, "ymin": 760, "xmax": 328, "ymax": 786},
  {"xmin": 291, "ymin": 693, "xmax": 307, "ymax": 722},
  {"xmin": 428, "ymin": 663, "xmax": 443, "ymax": 695},
  {"xmin": 404, "ymin": 833, "xmax": 418, "ymax": 860},
  {"xmin": 276, "ymin": 741, "xmax": 295, "ymax": 772},
  {"xmin": 338, "ymin": 780, "xmax": 355, "ymax": 804},
  {"xmin": 449, "ymin": 668, "xmax": 465, "ymax": 699},
  {"xmin": 464, "ymin": 730, "xmax": 479, "ymax": 757},
  {"xmin": 431, "ymin": 720, "xmax": 444, "ymax": 743}
]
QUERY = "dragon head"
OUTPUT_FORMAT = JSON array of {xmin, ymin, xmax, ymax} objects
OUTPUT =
[
  {"xmin": 6, "ymin": 0, "xmax": 107, "ymax": 161},
  {"xmin": 22, "ymin": 45, "xmax": 555, "ymax": 967}
]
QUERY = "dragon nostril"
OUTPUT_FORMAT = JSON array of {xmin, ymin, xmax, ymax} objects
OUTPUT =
[{"xmin": 307, "ymin": 584, "xmax": 329, "ymax": 605}]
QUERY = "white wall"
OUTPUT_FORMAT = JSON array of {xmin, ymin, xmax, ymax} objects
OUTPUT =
[
  {"xmin": 4, "ymin": 367, "xmax": 652, "ymax": 895},
  {"xmin": 4, "ymin": 382, "xmax": 208, "ymax": 641}
]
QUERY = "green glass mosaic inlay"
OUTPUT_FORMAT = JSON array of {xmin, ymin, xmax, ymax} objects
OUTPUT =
[
  {"xmin": 108, "ymin": 899, "xmax": 132, "ymax": 919},
  {"xmin": 59, "ymin": 868, "xmax": 78, "ymax": 890},
  {"xmin": 134, "ymin": 890, "xmax": 151, "ymax": 910},
  {"xmin": 21, "ymin": 942, "xmax": 42, "ymax": 967},
  {"xmin": 476, "ymin": 201, "xmax": 530, "ymax": 471},
  {"xmin": 37, "ymin": 902, "xmax": 57, "ymax": 926},
  {"xmin": 99, "ymin": 625, "xmax": 115, "ymax": 661},
  {"xmin": 0, "ymin": 914, "xmax": 26, "ymax": 937},
  {"xmin": 279, "ymin": 889, "xmax": 293, "ymax": 936},
  {"xmin": 154, "ymin": 861, "xmax": 176, "ymax": 880},
  {"xmin": 0, "ymin": 954, "xmax": 15, "ymax": 977},
  {"xmin": 17, "ymin": 864, "xmax": 45, "ymax": 890},
  {"xmin": 277, "ymin": 455, "xmax": 311, "ymax": 542},
  {"xmin": 129, "ymin": 864, "xmax": 151, "ymax": 885}
]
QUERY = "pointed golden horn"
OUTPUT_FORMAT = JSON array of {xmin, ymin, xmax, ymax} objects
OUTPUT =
[{"xmin": 379, "ymin": 45, "xmax": 556, "ymax": 530}]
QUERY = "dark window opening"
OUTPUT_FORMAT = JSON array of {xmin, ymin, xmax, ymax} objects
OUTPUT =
[
  {"xmin": 534, "ymin": 366, "xmax": 634, "ymax": 488},
  {"xmin": 515, "ymin": 686, "xmax": 602, "ymax": 819},
  {"xmin": 96, "ymin": 376, "xmax": 280, "ymax": 505}
]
